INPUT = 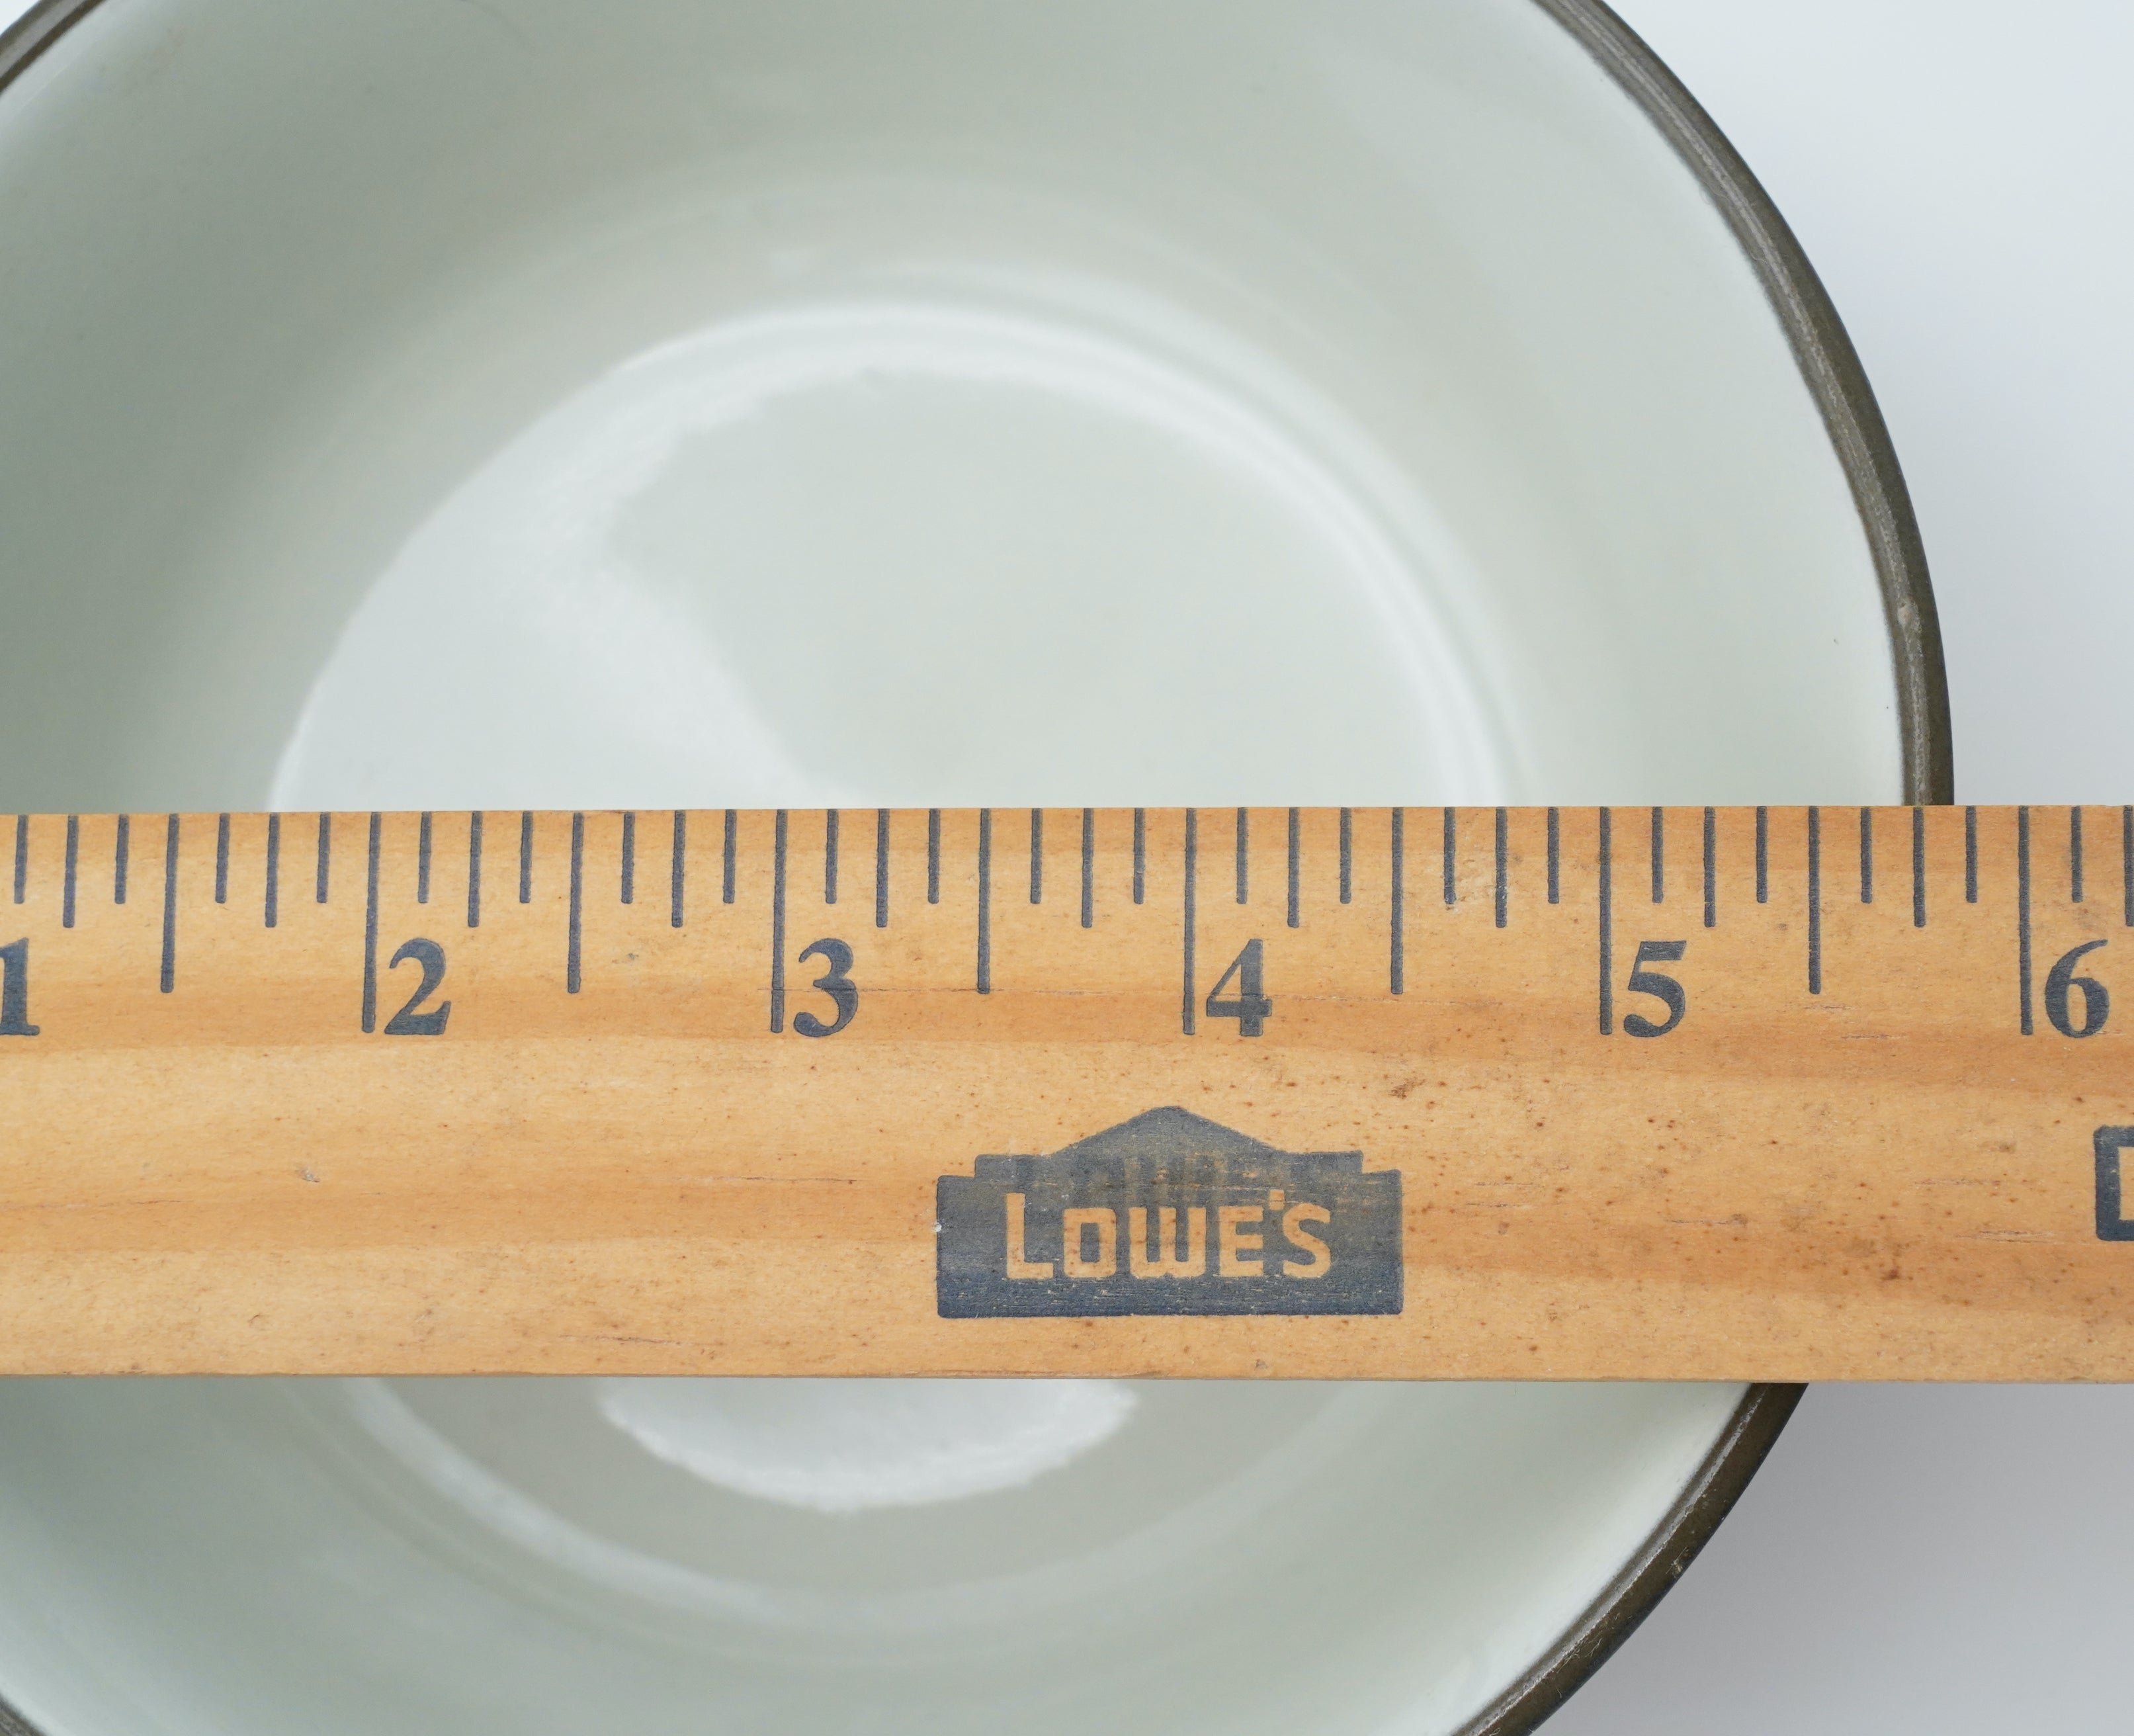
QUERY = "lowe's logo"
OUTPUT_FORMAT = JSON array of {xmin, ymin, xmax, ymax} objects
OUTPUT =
[{"xmin": 935, "ymin": 1107, "xmax": 1402, "ymax": 1319}]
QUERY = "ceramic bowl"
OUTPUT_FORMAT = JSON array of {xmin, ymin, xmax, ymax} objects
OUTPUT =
[{"xmin": 0, "ymin": 0, "xmax": 1945, "ymax": 1732}]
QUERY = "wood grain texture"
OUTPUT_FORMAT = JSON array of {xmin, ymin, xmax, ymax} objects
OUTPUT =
[{"xmin": 0, "ymin": 805, "xmax": 2125, "ymax": 1379}]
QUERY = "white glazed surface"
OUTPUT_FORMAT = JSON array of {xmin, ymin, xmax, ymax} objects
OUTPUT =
[{"xmin": 0, "ymin": 0, "xmax": 1902, "ymax": 1731}]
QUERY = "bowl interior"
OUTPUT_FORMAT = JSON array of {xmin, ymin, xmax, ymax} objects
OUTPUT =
[{"xmin": 0, "ymin": 0, "xmax": 1902, "ymax": 1732}]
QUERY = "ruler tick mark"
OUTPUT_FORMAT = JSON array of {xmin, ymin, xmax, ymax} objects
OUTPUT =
[
  {"xmin": 361, "ymin": 814, "xmax": 380, "ymax": 1031},
  {"xmin": 1236, "ymin": 808, "xmax": 1248, "ymax": 905},
  {"xmin": 620, "ymin": 812, "xmax": 635, "ymax": 906},
  {"xmin": 1547, "ymin": 808, "xmax": 1560, "ymax": 904},
  {"xmin": 517, "ymin": 812, "xmax": 532, "ymax": 904},
  {"xmin": 2071, "ymin": 806, "xmax": 2084, "ymax": 904},
  {"xmin": 63, "ymin": 816, "xmax": 78, "ymax": 930},
  {"xmin": 214, "ymin": 815, "xmax": 230, "ymax": 907},
  {"xmin": 1598, "ymin": 808, "xmax": 1613, "ymax": 1033},
  {"xmin": 928, "ymin": 810, "xmax": 942, "ymax": 906},
  {"xmin": 314, "ymin": 814, "xmax": 329, "ymax": 905},
  {"xmin": 2018, "ymin": 806, "xmax": 2033, "ymax": 1035},
  {"xmin": 1650, "ymin": 806, "xmax": 1664, "ymax": 904},
  {"xmin": 1807, "ymin": 806, "xmax": 1822, "ymax": 995},
  {"xmin": 1182, "ymin": 809, "xmax": 1197, "ymax": 1031},
  {"xmin": 159, "ymin": 815, "xmax": 179, "ymax": 995},
  {"xmin": 2123, "ymin": 806, "xmax": 2132, "ymax": 927},
  {"xmin": 1755, "ymin": 806, "xmax": 1769, "ymax": 903},
  {"xmin": 1082, "ymin": 809, "xmax": 1095, "ymax": 930},
  {"xmin": 876, "ymin": 810, "xmax": 890, "ymax": 930},
  {"xmin": 1443, "ymin": 807, "xmax": 1456, "ymax": 907},
  {"xmin": 978, "ymin": 810, "xmax": 993, "ymax": 995},
  {"xmin": 417, "ymin": 812, "xmax": 432, "ymax": 905},
  {"xmin": 568, "ymin": 813, "xmax": 584, "ymax": 994},
  {"xmin": 466, "ymin": 812, "xmax": 482, "ymax": 930},
  {"xmin": 1390, "ymin": 808, "xmax": 1406, "ymax": 995},
  {"xmin": 1912, "ymin": 806, "xmax": 1926, "ymax": 928},
  {"xmin": 1702, "ymin": 806, "xmax": 1716, "ymax": 928},
  {"xmin": 11, "ymin": 816, "xmax": 25, "ymax": 906},
  {"xmin": 723, "ymin": 810, "xmax": 737, "ymax": 906},
  {"xmin": 771, "ymin": 811, "xmax": 789, "ymax": 1031},
  {"xmin": 671, "ymin": 811, "xmax": 686, "ymax": 929},
  {"xmin": 1288, "ymin": 808, "xmax": 1301, "ymax": 930},
  {"xmin": 826, "ymin": 810, "xmax": 839, "ymax": 906},
  {"xmin": 1339, "ymin": 808, "xmax": 1353, "ymax": 904},
  {"xmin": 1030, "ymin": 809, "xmax": 1043, "ymax": 906},
  {"xmin": 1966, "ymin": 806, "xmax": 1979, "ymax": 902},
  {"xmin": 115, "ymin": 814, "xmax": 129, "ymax": 906},
  {"xmin": 1859, "ymin": 806, "xmax": 1873, "ymax": 904},
  {"xmin": 263, "ymin": 814, "xmax": 278, "ymax": 929},
  {"xmin": 1132, "ymin": 810, "xmax": 1146, "ymax": 906},
  {"xmin": 1494, "ymin": 807, "xmax": 1508, "ymax": 929}
]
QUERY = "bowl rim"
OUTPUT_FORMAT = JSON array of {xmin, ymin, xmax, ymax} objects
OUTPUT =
[{"xmin": 0, "ymin": 1, "xmax": 1951, "ymax": 1733}]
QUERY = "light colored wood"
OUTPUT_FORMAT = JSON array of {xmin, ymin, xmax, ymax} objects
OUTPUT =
[{"xmin": 0, "ymin": 805, "xmax": 2127, "ymax": 1379}]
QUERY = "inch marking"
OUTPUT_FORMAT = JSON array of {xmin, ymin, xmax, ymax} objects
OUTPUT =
[
  {"xmin": 263, "ymin": 813, "xmax": 278, "ymax": 930},
  {"xmin": 1390, "ymin": 808, "xmax": 1406, "ymax": 995},
  {"xmin": 1859, "ymin": 806, "xmax": 1873, "ymax": 904},
  {"xmin": 977, "ymin": 809, "xmax": 993, "ymax": 995},
  {"xmin": 361, "ymin": 812, "xmax": 380, "ymax": 1032},
  {"xmin": 928, "ymin": 810, "xmax": 942, "ymax": 906},
  {"xmin": 1755, "ymin": 806, "xmax": 1769, "ymax": 904},
  {"xmin": 466, "ymin": 812, "xmax": 483, "ymax": 930},
  {"xmin": 771, "ymin": 811, "xmax": 789, "ymax": 1032},
  {"xmin": 417, "ymin": 812, "xmax": 433, "ymax": 906},
  {"xmin": 2018, "ymin": 805, "xmax": 2034, "ymax": 1035},
  {"xmin": 826, "ymin": 809, "xmax": 840, "ymax": 906},
  {"xmin": 1181, "ymin": 808, "xmax": 1197, "ymax": 1033},
  {"xmin": 314, "ymin": 813, "xmax": 329, "ymax": 905},
  {"xmin": 671, "ymin": 810, "xmax": 687, "ymax": 929},
  {"xmin": 159, "ymin": 814, "xmax": 178, "ymax": 994},
  {"xmin": 1082, "ymin": 808, "xmax": 1095, "ymax": 930},
  {"xmin": 1650, "ymin": 806, "xmax": 1664, "ymax": 904},
  {"xmin": 1547, "ymin": 806, "xmax": 1560, "ymax": 905},
  {"xmin": 1030, "ymin": 809, "xmax": 1043, "ymax": 905},
  {"xmin": 1966, "ymin": 806, "xmax": 1979, "ymax": 902},
  {"xmin": 1442, "ymin": 807, "xmax": 1456, "ymax": 907},
  {"xmin": 1287, "ymin": 808, "xmax": 1301, "ymax": 930},
  {"xmin": 1235, "ymin": 807, "xmax": 1248, "ymax": 906},
  {"xmin": 9, "ymin": 815, "xmax": 22, "ymax": 906},
  {"xmin": 2124, "ymin": 805, "xmax": 2133, "ymax": 927},
  {"xmin": 620, "ymin": 811, "xmax": 635, "ymax": 906},
  {"xmin": 1132, "ymin": 808, "xmax": 1146, "ymax": 906},
  {"xmin": 114, "ymin": 814, "xmax": 128, "ymax": 906},
  {"xmin": 723, "ymin": 810, "xmax": 737, "ymax": 906},
  {"xmin": 1807, "ymin": 806, "xmax": 1822, "ymax": 995},
  {"xmin": 876, "ymin": 810, "xmax": 890, "ymax": 930},
  {"xmin": 2072, "ymin": 806, "xmax": 2085, "ymax": 904},
  {"xmin": 1702, "ymin": 806, "xmax": 1716, "ymax": 929},
  {"xmin": 215, "ymin": 814, "xmax": 230, "ymax": 907},
  {"xmin": 517, "ymin": 812, "xmax": 532, "ymax": 905},
  {"xmin": 1340, "ymin": 808, "xmax": 1353, "ymax": 905},
  {"xmin": 568, "ymin": 813, "xmax": 584, "ymax": 993},
  {"xmin": 1912, "ymin": 806, "xmax": 1927, "ymax": 928},
  {"xmin": 1598, "ymin": 807, "xmax": 1613, "ymax": 1034},
  {"xmin": 1494, "ymin": 806, "xmax": 1508, "ymax": 930}
]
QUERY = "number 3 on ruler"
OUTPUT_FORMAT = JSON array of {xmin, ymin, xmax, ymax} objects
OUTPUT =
[{"xmin": 794, "ymin": 939, "xmax": 857, "ymax": 1038}]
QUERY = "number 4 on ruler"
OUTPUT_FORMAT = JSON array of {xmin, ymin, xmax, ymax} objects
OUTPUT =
[{"xmin": 1205, "ymin": 939, "xmax": 1271, "ymax": 1037}]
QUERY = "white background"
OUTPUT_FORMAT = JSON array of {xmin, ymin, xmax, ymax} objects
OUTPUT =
[
  {"xmin": 2, "ymin": 0, "xmax": 2125, "ymax": 1729},
  {"xmin": 1559, "ymin": 3, "xmax": 2134, "ymax": 1731}
]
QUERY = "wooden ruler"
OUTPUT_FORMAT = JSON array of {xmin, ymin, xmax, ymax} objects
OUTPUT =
[{"xmin": 0, "ymin": 804, "xmax": 2129, "ymax": 1381}]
